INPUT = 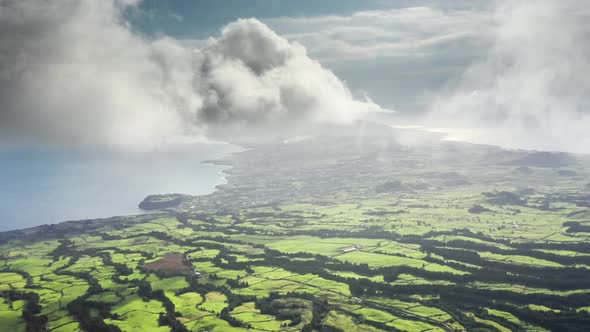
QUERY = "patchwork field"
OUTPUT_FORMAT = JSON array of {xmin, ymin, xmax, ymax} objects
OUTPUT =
[{"xmin": 2, "ymin": 130, "xmax": 590, "ymax": 331}]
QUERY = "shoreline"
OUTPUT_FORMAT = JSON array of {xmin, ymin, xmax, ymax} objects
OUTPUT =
[{"xmin": 0, "ymin": 142, "xmax": 243, "ymax": 232}]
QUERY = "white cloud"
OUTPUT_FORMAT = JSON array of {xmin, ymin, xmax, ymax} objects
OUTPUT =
[
  {"xmin": 0, "ymin": 0, "xmax": 376, "ymax": 149},
  {"xmin": 424, "ymin": 0, "xmax": 590, "ymax": 153},
  {"xmin": 265, "ymin": 7, "xmax": 494, "ymax": 61},
  {"xmin": 0, "ymin": 0, "xmax": 198, "ymax": 148}
]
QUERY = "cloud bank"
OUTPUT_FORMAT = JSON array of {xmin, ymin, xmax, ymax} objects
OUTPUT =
[
  {"xmin": 425, "ymin": 0, "xmax": 590, "ymax": 153},
  {"xmin": 267, "ymin": 6, "xmax": 493, "ymax": 61},
  {"xmin": 0, "ymin": 0, "xmax": 376, "ymax": 148}
]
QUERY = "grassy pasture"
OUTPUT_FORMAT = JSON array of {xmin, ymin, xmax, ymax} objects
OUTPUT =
[
  {"xmin": 2, "ymin": 159, "xmax": 590, "ymax": 332},
  {"xmin": 147, "ymin": 275, "xmax": 189, "ymax": 292},
  {"xmin": 0, "ymin": 298, "xmax": 26, "ymax": 332},
  {"xmin": 105, "ymin": 295, "xmax": 169, "ymax": 332},
  {"xmin": 230, "ymin": 302, "xmax": 286, "ymax": 330},
  {"xmin": 46, "ymin": 315, "xmax": 80, "ymax": 332},
  {"xmin": 188, "ymin": 315, "xmax": 249, "ymax": 332},
  {"xmin": 198, "ymin": 292, "xmax": 228, "ymax": 314},
  {"xmin": 235, "ymin": 267, "xmax": 350, "ymax": 299},
  {"xmin": 88, "ymin": 291, "xmax": 122, "ymax": 304},
  {"xmin": 334, "ymin": 250, "xmax": 469, "ymax": 275},
  {"xmin": 322, "ymin": 310, "xmax": 382, "ymax": 332},
  {"xmin": 486, "ymin": 308, "xmax": 522, "ymax": 325},
  {"xmin": 187, "ymin": 249, "xmax": 220, "ymax": 260},
  {"xmin": 478, "ymin": 251, "xmax": 563, "ymax": 267},
  {"xmin": 167, "ymin": 292, "xmax": 203, "ymax": 317},
  {"xmin": 366, "ymin": 297, "xmax": 460, "ymax": 328},
  {"xmin": 466, "ymin": 312, "xmax": 511, "ymax": 332},
  {"xmin": 328, "ymin": 270, "xmax": 385, "ymax": 283},
  {"xmin": 0, "ymin": 272, "xmax": 26, "ymax": 290},
  {"xmin": 349, "ymin": 307, "xmax": 444, "ymax": 332},
  {"xmin": 390, "ymin": 273, "xmax": 454, "ymax": 286}
]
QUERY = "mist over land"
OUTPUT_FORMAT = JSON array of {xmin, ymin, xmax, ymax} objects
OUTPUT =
[
  {"xmin": 425, "ymin": 1, "xmax": 590, "ymax": 153},
  {"xmin": 4, "ymin": 122, "xmax": 590, "ymax": 331},
  {"xmin": 2, "ymin": 1, "xmax": 590, "ymax": 332}
]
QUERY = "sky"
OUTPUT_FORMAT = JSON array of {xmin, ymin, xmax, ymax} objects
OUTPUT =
[
  {"xmin": 1, "ymin": 0, "xmax": 589, "ymax": 153},
  {"xmin": 127, "ymin": 0, "xmax": 491, "ymax": 116}
]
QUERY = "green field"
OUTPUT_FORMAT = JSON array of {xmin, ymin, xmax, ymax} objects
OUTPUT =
[{"xmin": 2, "ymin": 131, "xmax": 590, "ymax": 331}]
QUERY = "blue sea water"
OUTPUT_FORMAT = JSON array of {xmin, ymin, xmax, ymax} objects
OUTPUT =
[{"xmin": 0, "ymin": 143, "xmax": 238, "ymax": 231}]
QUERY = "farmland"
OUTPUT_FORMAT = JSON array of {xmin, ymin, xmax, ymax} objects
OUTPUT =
[{"xmin": 2, "ymin": 125, "xmax": 590, "ymax": 331}]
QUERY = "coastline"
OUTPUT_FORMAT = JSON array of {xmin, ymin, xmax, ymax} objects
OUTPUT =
[{"xmin": 0, "ymin": 142, "xmax": 242, "ymax": 232}]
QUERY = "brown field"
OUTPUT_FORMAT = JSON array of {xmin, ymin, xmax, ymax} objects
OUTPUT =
[{"xmin": 144, "ymin": 252, "xmax": 189, "ymax": 273}]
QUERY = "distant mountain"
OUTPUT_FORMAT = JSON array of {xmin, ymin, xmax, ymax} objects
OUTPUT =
[{"xmin": 506, "ymin": 151, "xmax": 577, "ymax": 168}]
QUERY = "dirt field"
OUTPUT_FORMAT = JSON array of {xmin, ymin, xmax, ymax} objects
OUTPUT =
[{"xmin": 144, "ymin": 253, "xmax": 189, "ymax": 273}]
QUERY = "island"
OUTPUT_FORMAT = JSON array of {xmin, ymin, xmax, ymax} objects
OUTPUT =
[{"xmin": 2, "ymin": 124, "xmax": 590, "ymax": 332}]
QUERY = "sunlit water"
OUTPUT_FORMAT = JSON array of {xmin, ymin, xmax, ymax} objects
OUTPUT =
[{"xmin": 0, "ymin": 143, "xmax": 239, "ymax": 231}]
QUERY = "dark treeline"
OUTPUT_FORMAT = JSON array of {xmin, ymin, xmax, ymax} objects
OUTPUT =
[
  {"xmin": 0, "ymin": 213, "xmax": 170, "ymax": 245},
  {"xmin": 97, "ymin": 252, "xmax": 133, "ymax": 276},
  {"xmin": 1, "ymin": 291, "xmax": 48, "ymax": 332},
  {"xmin": 150, "ymin": 220, "xmax": 590, "ymax": 294},
  {"xmin": 8, "ymin": 211, "xmax": 588, "ymax": 331},
  {"xmin": 67, "ymin": 299, "xmax": 122, "ymax": 332},
  {"xmin": 563, "ymin": 221, "xmax": 590, "ymax": 233},
  {"xmin": 420, "ymin": 245, "xmax": 590, "ymax": 290},
  {"xmin": 255, "ymin": 292, "xmax": 304, "ymax": 327},
  {"xmin": 175, "ymin": 216, "xmax": 590, "ymax": 292},
  {"xmin": 179, "ymin": 211, "xmax": 590, "ymax": 259},
  {"xmin": 163, "ymin": 221, "xmax": 590, "ymax": 297},
  {"xmin": 209, "ymin": 245, "xmax": 590, "ymax": 331},
  {"xmin": 135, "ymin": 281, "xmax": 189, "ymax": 332},
  {"xmin": 428, "ymin": 238, "xmax": 590, "ymax": 266},
  {"xmin": 46, "ymin": 240, "xmax": 124, "ymax": 332},
  {"xmin": 180, "ymin": 274, "xmax": 257, "ymax": 328}
]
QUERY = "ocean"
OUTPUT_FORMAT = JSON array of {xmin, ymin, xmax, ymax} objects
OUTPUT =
[{"xmin": 0, "ymin": 143, "xmax": 239, "ymax": 231}]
